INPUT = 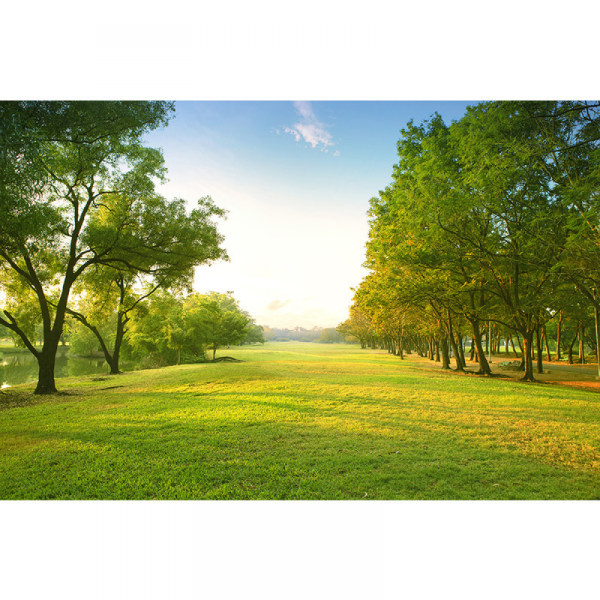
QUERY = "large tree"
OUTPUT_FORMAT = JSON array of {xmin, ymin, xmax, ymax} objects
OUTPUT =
[
  {"xmin": 184, "ymin": 292, "xmax": 252, "ymax": 360},
  {"xmin": 64, "ymin": 194, "xmax": 226, "ymax": 374},
  {"xmin": 364, "ymin": 116, "xmax": 495, "ymax": 374},
  {"xmin": 523, "ymin": 101, "xmax": 600, "ymax": 377},
  {"xmin": 0, "ymin": 101, "xmax": 178, "ymax": 393},
  {"xmin": 124, "ymin": 290, "xmax": 198, "ymax": 367},
  {"xmin": 354, "ymin": 102, "xmax": 585, "ymax": 382}
]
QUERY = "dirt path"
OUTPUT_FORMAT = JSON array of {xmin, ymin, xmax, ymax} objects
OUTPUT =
[{"xmin": 405, "ymin": 353, "xmax": 600, "ymax": 394}]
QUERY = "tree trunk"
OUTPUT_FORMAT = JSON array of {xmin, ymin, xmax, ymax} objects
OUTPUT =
[
  {"xmin": 470, "ymin": 319, "xmax": 492, "ymax": 375},
  {"xmin": 566, "ymin": 329, "xmax": 578, "ymax": 364},
  {"xmin": 542, "ymin": 325, "xmax": 551, "ymax": 362},
  {"xmin": 535, "ymin": 326, "xmax": 543, "ymax": 375},
  {"xmin": 34, "ymin": 294, "xmax": 70, "ymax": 394},
  {"xmin": 509, "ymin": 335, "xmax": 517, "ymax": 357},
  {"xmin": 520, "ymin": 330, "xmax": 536, "ymax": 382},
  {"xmin": 35, "ymin": 345, "xmax": 58, "ymax": 394},
  {"xmin": 457, "ymin": 334, "xmax": 466, "ymax": 368},
  {"xmin": 579, "ymin": 324, "xmax": 585, "ymax": 364},
  {"xmin": 447, "ymin": 311, "xmax": 464, "ymax": 372},
  {"xmin": 435, "ymin": 339, "xmax": 440, "ymax": 362},
  {"xmin": 397, "ymin": 330, "xmax": 404, "ymax": 360},
  {"xmin": 516, "ymin": 334, "xmax": 525, "ymax": 370},
  {"xmin": 73, "ymin": 314, "xmax": 121, "ymax": 375},
  {"xmin": 440, "ymin": 337, "xmax": 450, "ymax": 369},
  {"xmin": 555, "ymin": 311, "xmax": 563, "ymax": 361},
  {"xmin": 108, "ymin": 313, "xmax": 127, "ymax": 375},
  {"xmin": 594, "ymin": 292, "xmax": 600, "ymax": 378}
]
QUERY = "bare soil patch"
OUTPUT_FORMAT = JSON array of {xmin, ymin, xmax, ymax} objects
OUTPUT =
[{"xmin": 406, "ymin": 353, "xmax": 600, "ymax": 394}]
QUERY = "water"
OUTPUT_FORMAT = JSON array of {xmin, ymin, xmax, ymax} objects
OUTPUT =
[{"xmin": 0, "ymin": 348, "xmax": 116, "ymax": 388}]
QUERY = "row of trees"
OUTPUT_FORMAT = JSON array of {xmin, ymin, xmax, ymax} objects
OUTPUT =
[
  {"xmin": 339, "ymin": 101, "xmax": 600, "ymax": 381},
  {"xmin": 261, "ymin": 326, "xmax": 347, "ymax": 343},
  {"xmin": 67, "ymin": 290, "xmax": 263, "ymax": 369},
  {"xmin": 0, "ymin": 101, "xmax": 229, "ymax": 393}
]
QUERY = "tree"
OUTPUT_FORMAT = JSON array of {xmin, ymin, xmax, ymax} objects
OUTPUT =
[
  {"xmin": 363, "ymin": 115, "xmax": 495, "ymax": 374},
  {"xmin": 528, "ymin": 101, "xmax": 600, "ymax": 377},
  {"xmin": 350, "ymin": 102, "xmax": 586, "ymax": 382},
  {"xmin": 0, "ymin": 101, "xmax": 178, "ymax": 393},
  {"xmin": 337, "ymin": 305, "xmax": 375, "ymax": 349},
  {"xmin": 318, "ymin": 328, "xmax": 345, "ymax": 343},
  {"xmin": 63, "ymin": 193, "xmax": 226, "ymax": 374},
  {"xmin": 0, "ymin": 271, "xmax": 43, "ymax": 348},
  {"xmin": 243, "ymin": 325, "xmax": 266, "ymax": 344},
  {"xmin": 184, "ymin": 292, "xmax": 252, "ymax": 360},
  {"xmin": 124, "ymin": 290, "xmax": 205, "ymax": 367}
]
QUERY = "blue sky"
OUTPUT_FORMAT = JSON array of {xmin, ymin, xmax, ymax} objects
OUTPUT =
[{"xmin": 145, "ymin": 101, "xmax": 472, "ymax": 328}]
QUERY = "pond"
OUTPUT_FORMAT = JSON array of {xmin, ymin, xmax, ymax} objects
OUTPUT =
[{"xmin": 0, "ymin": 348, "xmax": 126, "ymax": 388}]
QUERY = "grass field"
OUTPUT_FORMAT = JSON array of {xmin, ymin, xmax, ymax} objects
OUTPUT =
[{"xmin": 0, "ymin": 342, "xmax": 599, "ymax": 499}]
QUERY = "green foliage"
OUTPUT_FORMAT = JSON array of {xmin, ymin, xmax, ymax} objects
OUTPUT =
[
  {"xmin": 124, "ymin": 290, "xmax": 258, "ymax": 365},
  {"xmin": 0, "ymin": 101, "xmax": 177, "ymax": 392},
  {"xmin": 351, "ymin": 101, "xmax": 600, "ymax": 379},
  {"xmin": 243, "ymin": 324, "xmax": 265, "ymax": 344},
  {"xmin": 0, "ymin": 101, "xmax": 231, "ymax": 390},
  {"xmin": 260, "ymin": 327, "xmax": 323, "ymax": 342},
  {"xmin": 0, "ymin": 274, "xmax": 43, "ymax": 348},
  {"xmin": 68, "ymin": 190, "xmax": 227, "ymax": 373},
  {"xmin": 82, "ymin": 193, "xmax": 227, "ymax": 285},
  {"xmin": 184, "ymin": 292, "xmax": 252, "ymax": 359},
  {"xmin": 67, "ymin": 321, "xmax": 104, "ymax": 357},
  {"xmin": 337, "ymin": 305, "xmax": 375, "ymax": 348},
  {"xmin": 124, "ymin": 291, "xmax": 197, "ymax": 366},
  {"xmin": 318, "ymin": 328, "xmax": 345, "ymax": 343}
]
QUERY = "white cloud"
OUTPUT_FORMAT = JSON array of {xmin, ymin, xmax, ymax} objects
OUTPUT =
[
  {"xmin": 284, "ymin": 126, "xmax": 301, "ymax": 142},
  {"xmin": 284, "ymin": 101, "xmax": 335, "ymax": 151},
  {"xmin": 267, "ymin": 299, "xmax": 291, "ymax": 311}
]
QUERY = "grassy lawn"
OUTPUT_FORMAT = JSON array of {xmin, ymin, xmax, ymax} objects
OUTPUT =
[
  {"xmin": 0, "ymin": 340, "xmax": 23, "ymax": 352},
  {"xmin": 0, "ymin": 342, "xmax": 599, "ymax": 499}
]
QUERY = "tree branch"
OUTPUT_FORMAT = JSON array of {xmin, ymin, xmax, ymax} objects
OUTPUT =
[{"xmin": 0, "ymin": 311, "xmax": 40, "ymax": 358}]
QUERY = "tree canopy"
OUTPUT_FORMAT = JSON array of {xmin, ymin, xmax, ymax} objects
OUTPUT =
[
  {"xmin": 345, "ymin": 101, "xmax": 600, "ymax": 380},
  {"xmin": 0, "ymin": 101, "xmax": 227, "ymax": 392}
]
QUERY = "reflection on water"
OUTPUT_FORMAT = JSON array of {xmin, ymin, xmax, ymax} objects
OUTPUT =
[{"xmin": 0, "ymin": 349, "xmax": 125, "ymax": 387}]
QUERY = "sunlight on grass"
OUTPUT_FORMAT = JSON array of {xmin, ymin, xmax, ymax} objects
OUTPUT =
[{"xmin": 1, "ymin": 342, "xmax": 599, "ymax": 499}]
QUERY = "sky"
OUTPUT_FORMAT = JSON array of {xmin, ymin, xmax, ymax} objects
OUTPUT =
[
  {"xmin": 4, "ymin": 4, "xmax": 597, "ymax": 588},
  {"xmin": 144, "ymin": 101, "xmax": 473, "ymax": 329}
]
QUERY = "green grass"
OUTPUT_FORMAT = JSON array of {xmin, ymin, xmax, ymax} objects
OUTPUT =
[
  {"xmin": 1, "ymin": 342, "xmax": 599, "ymax": 499},
  {"xmin": 0, "ymin": 340, "xmax": 20, "ymax": 352}
]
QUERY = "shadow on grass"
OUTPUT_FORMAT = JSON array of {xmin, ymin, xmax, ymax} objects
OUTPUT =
[{"xmin": 4, "ymin": 383, "xmax": 600, "ymax": 500}]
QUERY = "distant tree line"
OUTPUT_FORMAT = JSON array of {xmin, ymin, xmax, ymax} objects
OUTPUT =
[
  {"xmin": 262, "ymin": 326, "xmax": 347, "ymax": 344},
  {"xmin": 339, "ymin": 101, "xmax": 600, "ymax": 381}
]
